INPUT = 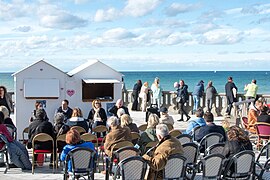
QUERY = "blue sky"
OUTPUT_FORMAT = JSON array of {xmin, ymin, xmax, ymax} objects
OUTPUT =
[{"xmin": 0, "ymin": 0, "xmax": 270, "ymax": 72}]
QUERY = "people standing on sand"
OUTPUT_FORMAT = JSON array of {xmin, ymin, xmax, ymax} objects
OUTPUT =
[
  {"xmin": 176, "ymin": 80, "xmax": 190, "ymax": 121},
  {"xmin": 205, "ymin": 81, "xmax": 217, "ymax": 111},
  {"xmin": 139, "ymin": 82, "xmax": 150, "ymax": 112},
  {"xmin": 151, "ymin": 77, "xmax": 162, "ymax": 109},
  {"xmin": 0, "ymin": 86, "xmax": 13, "ymax": 115},
  {"xmin": 225, "ymin": 77, "xmax": 238, "ymax": 116},
  {"xmin": 131, "ymin": 80, "xmax": 142, "ymax": 111},
  {"xmin": 192, "ymin": 80, "xmax": 204, "ymax": 114},
  {"xmin": 244, "ymin": 79, "xmax": 258, "ymax": 102}
]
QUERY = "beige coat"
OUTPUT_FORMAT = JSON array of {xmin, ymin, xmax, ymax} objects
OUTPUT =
[
  {"xmin": 104, "ymin": 125, "xmax": 132, "ymax": 157},
  {"xmin": 143, "ymin": 135, "xmax": 183, "ymax": 180}
]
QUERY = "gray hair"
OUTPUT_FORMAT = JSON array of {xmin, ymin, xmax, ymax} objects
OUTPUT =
[
  {"xmin": 0, "ymin": 106, "xmax": 9, "ymax": 119},
  {"xmin": 156, "ymin": 124, "xmax": 169, "ymax": 138},
  {"xmin": 54, "ymin": 112, "xmax": 65, "ymax": 124},
  {"xmin": 117, "ymin": 108, "xmax": 126, "ymax": 118},
  {"xmin": 107, "ymin": 116, "xmax": 120, "ymax": 127}
]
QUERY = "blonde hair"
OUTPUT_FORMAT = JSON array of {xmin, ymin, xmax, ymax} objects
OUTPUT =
[
  {"xmin": 147, "ymin": 114, "xmax": 159, "ymax": 128},
  {"xmin": 72, "ymin": 107, "xmax": 83, "ymax": 117},
  {"xmin": 121, "ymin": 114, "xmax": 132, "ymax": 127},
  {"xmin": 0, "ymin": 106, "xmax": 9, "ymax": 119}
]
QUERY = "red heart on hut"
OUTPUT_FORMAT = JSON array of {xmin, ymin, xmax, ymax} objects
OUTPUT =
[{"xmin": 67, "ymin": 89, "xmax": 75, "ymax": 97}]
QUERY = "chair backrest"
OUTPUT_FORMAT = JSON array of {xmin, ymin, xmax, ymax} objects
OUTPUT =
[
  {"xmin": 0, "ymin": 134, "xmax": 9, "ymax": 174},
  {"xmin": 176, "ymin": 134, "xmax": 192, "ymax": 145},
  {"xmin": 138, "ymin": 124, "xmax": 147, "ymax": 132},
  {"xmin": 66, "ymin": 147, "xmax": 96, "ymax": 175},
  {"xmin": 111, "ymin": 141, "xmax": 134, "ymax": 153},
  {"xmin": 255, "ymin": 122, "xmax": 270, "ymax": 140},
  {"xmin": 144, "ymin": 141, "xmax": 158, "ymax": 153},
  {"xmin": 56, "ymin": 133, "xmax": 67, "ymax": 150},
  {"xmin": 92, "ymin": 125, "xmax": 108, "ymax": 134},
  {"xmin": 199, "ymin": 132, "xmax": 224, "ymax": 151},
  {"xmin": 256, "ymin": 141, "xmax": 270, "ymax": 163},
  {"xmin": 169, "ymin": 129, "xmax": 182, "ymax": 137},
  {"xmin": 166, "ymin": 124, "xmax": 174, "ymax": 131},
  {"xmin": 5, "ymin": 124, "xmax": 17, "ymax": 140},
  {"xmin": 223, "ymin": 150, "xmax": 255, "ymax": 178},
  {"xmin": 114, "ymin": 146, "xmax": 141, "ymax": 163},
  {"xmin": 118, "ymin": 156, "xmax": 147, "ymax": 180},
  {"xmin": 71, "ymin": 126, "xmax": 86, "ymax": 134},
  {"xmin": 205, "ymin": 143, "xmax": 225, "ymax": 156},
  {"xmin": 80, "ymin": 133, "xmax": 98, "ymax": 147},
  {"xmin": 130, "ymin": 132, "xmax": 140, "ymax": 144},
  {"xmin": 199, "ymin": 154, "xmax": 225, "ymax": 179},
  {"xmin": 163, "ymin": 154, "xmax": 186, "ymax": 180},
  {"xmin": 191, "ymin": 126, "xmax": 201, "ymax": 141},
  {"xmin": 22, "ymin": 126, "xmax": 29, "ymax": 143},
  {"xmin": 32, "ymin": 133, "xmax": 54, "ymax": 149},
  {"xmin": 182, "ymin": 142, "xmax": 199, "ymax": 165}
]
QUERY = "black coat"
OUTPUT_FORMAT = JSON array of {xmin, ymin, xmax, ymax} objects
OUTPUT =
[
  {"xmin": 55, "ymin": 106, "xmax": 73, "ymax": 121},
  {"xmin": 87, "ymin": 108, "xmax": 107, "ymax": 123},
  {"xmin": 225, "ymin": 82, "xmax": 238, "ymax": 104},
  {"xmin": 109, "ymin": 105, "xmax": 130, "ymax": 117},
  {"xmin": 28, "ymin": 119, "xmax": 54, "ymax": 150},
  {"xmin": 177, "ymin": 85, "xmax": 189, "ymax": 102},
  {"xmin": 257, "ymin": 114, "xmax": 270, "ymax": 124},
  {"xmin": 195, "ymin": 123, "xmax": 226, "ymax": 143}
]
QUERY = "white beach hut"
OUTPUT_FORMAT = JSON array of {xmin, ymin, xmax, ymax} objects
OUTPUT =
[{"xmin": 13, "ymin": 59, "xmax": 122, "ymax": 140}]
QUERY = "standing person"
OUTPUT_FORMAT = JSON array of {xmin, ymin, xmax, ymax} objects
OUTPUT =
[
  {"xmin": 109, "ymin": 99, "xmax": 129, "ymax": 118},
  {"xmin": 205, "ymin": 81, "xmax": 217, "ymax": 111},
  {"xmin": 176, "ymin": 80, "xmax": 190, "ymax": 121},
  {"xmin": 55, "ymin": 99, "xmax": 73, "ymax": 123},
  {"xmin": 151, "ymin": 77, "xmax": 163, "ymax": 109},
  {"xmin": 87, "ymin": 99, "xmax": 107, "ymax": 136},
  {"xmin": 139, "ymin": 82, "xmax": 150, "ymax": 112},
  {"xmin": 244, "ymin": 79, "xmax": 258, "ymax": 102},
  {"xmin": 0, "ymin": 86, "xmax": 13, "ymax": 115},
  {"xmin": 131, "ymin": 80, "xmax": 142, "ymax": 111},
  {"xmin": 225, "ymin": 77, "xmax": 238, "ymax": 116},
  {"xmin": 142, "ymin": 124, "xmax": 183, "ymax": 180},
  {"xmin": 192, "ymin": 80, "xmax": 204, "ymax": 114}
]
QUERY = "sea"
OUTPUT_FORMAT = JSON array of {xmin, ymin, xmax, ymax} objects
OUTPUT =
[{"xmin": 0, "ymin": 71, "xmax": 270, "ymax": 94}]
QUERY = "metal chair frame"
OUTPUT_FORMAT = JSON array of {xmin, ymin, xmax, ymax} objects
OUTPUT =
[{"xmin": 0, "ymin": 134, "xmax": 9, "ymax": 174}]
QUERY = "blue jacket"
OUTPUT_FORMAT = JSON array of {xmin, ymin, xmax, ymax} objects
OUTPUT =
[
  {"xmin": 60, "ymin": 141, "xmax": 95, "ymax": 172},
  {"xmin": 192, "ymin": 82, "xmax": 204, "ymax": 97},
  {"xmin": 185, "ymin": 117, "xmax": 206, "ymax": 134}
]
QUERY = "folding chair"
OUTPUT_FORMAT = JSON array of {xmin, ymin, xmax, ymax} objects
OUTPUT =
[
  {"xmin": 169, "ymin": 129, "xmax": 182, "ymax": 137},
  {"xmin": 163, "ymin": 154, "xmax": 187, "ymax": 180},
  {"xmin": 222, "ymin": 150, "xmax": 255, "ymax": 179},
  {"xmin": 176, "ymin": 134, "xmax": 192, "ymax": 145},
  {"xmin": 31, "ymin": 133, "xmax": 55, "ymax": 174},
  {"xmin": 191, "ymin": 126, "xmax": 201, "ymax": 141},
  {"xmin": 255, "ymin": 141, "xmax": 270, "ymax": 179},
  {"xmin": 118, "ymin": 156, "xmax": 147, "ymax": 180},
  {"xmin": 130, "ymin": 132, "xmax": 140, "ymax": 145},
  {"xmin": 22, "ymin": 127, "xmax": 29, "ymax": 146},
  {"xmin": 255, "ymin": 122, "xmax": 270, "ymax": 148},
  {"xmin": 71, "ymin": 126, "xmax": 86, "ymax": 135},
  {"xmin": 0, "ymin": 134, "xmax": 9, "ymax": 174},
  {"xmin": 143, "ymin": 141, "xmax": 158, "ymax": 154},
  {"xmin": 56, "ymin": 133, "xmax": 66, "ymax": 168},
  {"xmin": 63, "ymin": 147, "xmax": 96, "ymax": 180},
  {"xmin": 138, "ymin": 124, "xmax": 147, "ymax": 133},
  {"xmin": 92, "ymin": 125, "xmax": 108, "ymax": 144},
  {"xmin": 80, "ymin": 133, "xmax": 98, "ymax": 148},
  {"xmin": 166, "ymin": 124, "xmax": 174, "ymax": 131}
]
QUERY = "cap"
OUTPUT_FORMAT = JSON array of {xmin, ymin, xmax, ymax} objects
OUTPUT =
[{"xmin": 160, "ymin": 107, "xmax": 168, "ymax": 113}]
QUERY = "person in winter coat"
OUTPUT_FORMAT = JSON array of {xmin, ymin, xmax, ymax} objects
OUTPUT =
[
  {"xmin": 176, "ymin": 80, "xmax": 190, "ymax": 121},
  {"xmin": 55, "ymin": 99, "xmax": 73, "ymax": 123},
  {"xmin": 142, "ymin": 124, "xmax": 183, "ymax": 180},
  {"xmin": 205, "ymin": 81, "xmax": 217, "ymax": 111},
  {"xmin": 131, "ymin": 80, "xmax": 142, "ymax": 111},
  {"xmin": 247, "ymin": 99, "xmax": 263, "ymax": 133},
  {"xmin": 192, "ymin": 80, "xmax": 204, "ymax": 114},
  {"xmin": 151, "ymin": 77, "xmax": 163, "ymax": 109},
  {"xmin": 66, "ymin": 107, "xmax": 89, "ymax": 133},
  {"xmin": 225, "ymin": 77, "xmax": 238, "ymax": 116}
]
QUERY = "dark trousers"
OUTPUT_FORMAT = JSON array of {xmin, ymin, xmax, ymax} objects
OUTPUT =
[{"xmin": 178, "ymin": 102, "xmax": 189, "ymax": 120}]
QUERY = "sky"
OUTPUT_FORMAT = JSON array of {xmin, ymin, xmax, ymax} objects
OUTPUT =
[{"xmin": 0, "ymin": 0, "xmax": 270, "ymax": 72}]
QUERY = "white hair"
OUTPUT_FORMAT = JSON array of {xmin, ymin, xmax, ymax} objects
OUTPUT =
[
  {"xmin": 107, "ymin": 116, "xmax": 119, "ymax": 127},
  {"xmin": 117, "ymin": 108, "xmax": 126, "ymax": 117},
  {"xmin": 156, "ymin": 124, "xmax": 169, "ymax": 138}
]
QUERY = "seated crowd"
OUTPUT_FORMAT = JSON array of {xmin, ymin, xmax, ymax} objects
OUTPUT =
[{"xmin": 0, "ymin": 97, "xmax": 270, "ymax": 179}]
